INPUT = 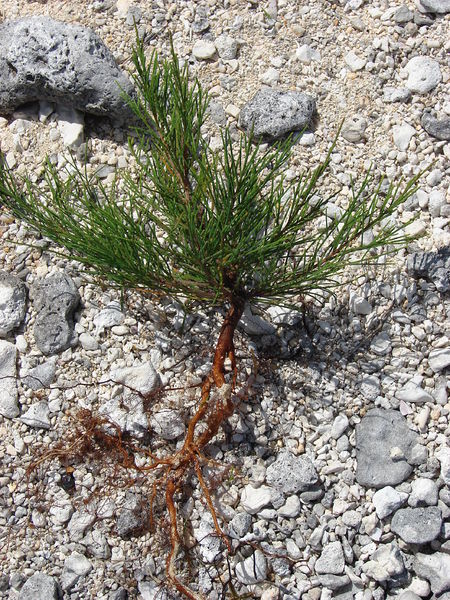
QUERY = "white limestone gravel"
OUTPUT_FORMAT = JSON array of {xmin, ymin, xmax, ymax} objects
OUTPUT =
[{"xmin": 0, "ymin": 0, "xmax": 449, "ymax": 598}]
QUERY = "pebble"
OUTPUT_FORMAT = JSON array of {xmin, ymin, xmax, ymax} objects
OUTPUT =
[
  {"xmin": 266, "ymin": 450, "xmax": 319, "ymax": 494},
  {"xmin": 391, "ymin": 506, "xmax": 442, "ymax": 544},
  {"xmin": 79, "ymin": 332, "xmax": 99, "ymax": 351},
  {"xmin": 330, "ymin": 414, "xmax": 349, "ymax": 439},
  {"xmin": 428, "ymin": 347, "xmax": 450, "ymax": 372},
  {"xmin": 421, "ymin": 110, "xmax": 450, "ymax": 141},
  {"xmin": 341, "ymin": 115, "xmax": 367, "ymax": 143},
  {"xmin": 409, "ymin": 478, "xmax": 439, "ymax": 507},
  {"xmin": 404, "ymin": 57, "xmax": 442, "ymax": 94},
  {"xmin": 414, "ymin": 552, "xmax": 450, "ymax": 594},
  {"xmin": 214, "ymin": 34, "xmax": 238, "ymax": 60},
  {"xmin": 150, "ymin": 409, "xmax": 185, "ymax": 440},
  {"xmin": 0, "ymin": 339, "xmax": 19, "ymax": 418},
  {"xmin": 372, "ymin": 486, "xmax": 408, "ymax": 519},
  {"xmin": 417, "ymin": 0, "xmax": 450, "ymax": 14},
  {"xmin": 228, "ymin": 512, "xmax": 252, "ymax": 539},
  {"xmin": 344, "ymin": 51, "xmax": 366, "ymax": 72},
  {"xmin": 240, "ymin": 485, "xmax": 272, "ymax": 514},
  {"xmin": 30, "ymin": 272, "xmax": 80, "ymax": 356},
  {"xmin": 60, "ymin": 552, "xmax": 93, "ymax": 591},
  {"xmin": 260, "ymin": 67, "xmax": 280, "ymax": 86},
  {"xmin": 370, "ymin": 332, "xmax": 391, "ymax": 356},
  {"xmin": 278, "ymin": 494, "xmax": 301, "ymax": 518},
  {"xmin": 235, "ymin": 550, "xmax": 267, "ymax": 585},
  {"xmin": 396, "ymin": 381, "xmax": 434, "ymax": 404},
  {"xmin": 362, "ymin": 544, "xmax": 405, "ymax": 583},
  {"xmin": 356, "ymin": 408, "xmax": 418, "ymax": 488},
  {"xmin": 19, "ymin": 572, "xmax": 59, "ymax": 600},
  {"xmin": 239, "ymin": 88, "xmax": 315, "ymax": 140},
  {"xmin": 0, "ymin": 270, "xmax": 27, "ymax": 336},
  {"xmin": 436, "ymin": 447, "xmax": 450, "ymax": 484},
  {"xmin": 315, "ymin": 541, "xmax": 345, "ymax": 575},
  {"xmin": 22, "ymin": 359, "xmax": 56, "ymax": 390},
  {"xmin": 57, "ymin": 106, "xmax": 84, "ymax": 148},
  {"xmin": 192, "ymin": 40, "xmax": 216, "ymax": 61},
  {"xmin": 296, "ymin": 44, "xmax": 321, "ymax": 64},
  {"xmin": 116, "ymin": 493, "xmax": 149, "ymax": 539},
  {"xmin": 20, "ymin": 401, "xmax": 51, "ymax": 429},
  {"xmin": 393, "ymin": 123, "xmax": 416, "ymax": 151},
  {"xmin": 383, "ymin": 87, "xmax": 412, "ymax": 103},
  {"xmin": 93, "ymin": 301, "xmax": 125, "ymax": 334}
]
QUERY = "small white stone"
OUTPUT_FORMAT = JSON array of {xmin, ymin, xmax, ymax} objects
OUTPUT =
[
  {"xmin": 299, "ymin": 132, "xmax": 316, "ymax": 146},
  {"xmin": 296, "ymin": 44, "xmax": 321, "ymax": 64},
  {"xmin": 0, "ymin": 340, "xmax": 18, "ymax": 419},
  {"xmin": 351, "ymin": 296, "xmax": 372, "ymax": 315},
  {"xmin": 404, "ymin": 56, "xmax": 442, "ymax": 94},
  {"xmin": 225, "ymin": 104, "xmax": 240, "ymax": 119},
  {"xmin": 409, "ymin": 478, "xmax": 438, "ymax": 507},
  {"xmin": 214, "ymin": 34, "xmax": 238, "ymax": 60},
  {"xmin": 331, "ymin": 414, "xmax": 349, "ymax": 439},
  {"xmin": 61, "ymin": 552, "xmax": 93, "ymax": 591},
  {"xmin": 150, "ymin": 409, "xmax": 185, "ymax": 440},
  {"xmin": 57, "ymin": 106, "xmax": 84, "ymax": 148},
  {"xmin": 235, "ymin": 550, "xmax": 267, "ymax": 584},
  {"xmin": 428, "ymin": 347, "xmax": 450, "ymax": 372},
  {"xmin": 396, "ymin": 382, "xmax": 434, "ymax": 404},
  {"xmin": 393, "ymin": 123, "xmax": 416, "ymax": 151},
  {"xmin": 341, "ymin": 115, "xmax": 367, "ymax": 143},
  {"xmin": 192, "ymin": 40, "xmax": 216, "ymax": 60},
  {"xmin": 345, "ymin": 50, "xmax": 367, "ymax": 72},
  {"xmin": 15, "ymin": 335, "xmax": 28, "ymax": 353},
  {"xmin": 436, "ymin": 447, "xmax": 450, "ymax": 485},
  {"xmin": 373, "ymin": 486, "xmax": 408, "ymax": 519},
  {"xmin": 370, "ymin": 332, "xmax": 391, "ymax": 356},
  {"xmin": 260, "ymin": 67, "xmax": 280, "ymax": 85},
  {"xmin": 79, "ymin": 332, "xmax": 99, "ymax": 351},
  {"xmin": 240, "ymin": 484, "xmax": 272, "ymax": 514},
  {"xmin": 405, "ymin": 220, "xmax": 426, "ymax": 237},
  {"xmin": 278, "ymin": 495, "xmax": 301, "ymax": 518}
]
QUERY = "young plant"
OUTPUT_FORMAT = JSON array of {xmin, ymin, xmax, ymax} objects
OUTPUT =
[{"xmin": 0, "ymin": 36, "xmax": 421, "ymax": 598}]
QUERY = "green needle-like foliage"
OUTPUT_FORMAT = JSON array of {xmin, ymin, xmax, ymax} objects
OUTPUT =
[{"xmin": 0, "ymin": 36, "xmax": 422, "ymax": 311}]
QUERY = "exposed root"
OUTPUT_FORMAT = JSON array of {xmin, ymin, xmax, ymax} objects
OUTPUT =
[{"xmin": 27, "ymin": 299, "xmax": 248, "ymax": 599}]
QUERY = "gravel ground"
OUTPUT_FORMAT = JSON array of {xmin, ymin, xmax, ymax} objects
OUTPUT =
[{"xmin": 0, "ymin": 1, "xmax": 449, "ymax": 599}]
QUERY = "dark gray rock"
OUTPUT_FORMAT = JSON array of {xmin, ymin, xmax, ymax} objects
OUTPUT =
[
  {"xmin": 239, "ymin": 88, "xmax": 315, "ymax": 140},
  {"xmin": 421, "ymin": 110, "xmax": 450, "ymax": 141},
  {"xmin": 0, "ymin": 271, "xmax": 27, "ymax": 337},
  {"xmin": 0, "ymin": 17, "xmax": 134, "ymax": 120},
  {"xmin": 22, "ymin": 359, "xmax": 56, "ymax": 390},
  {"xmin": 109, "ymin": 590, "xmax": 128, "ymax": 600},
  {"xmin": 116, "ymin": 493, "xmax": 150, "ymax": 539},
  {"xmin": 266, "ymin": 449, "xmax": 319, "ymax": 493},
  {"xmin": 355, "ymin": 409, "xmax": 419, "ymax": 488},
  {"xmin": 414, "ymin": 552, "xmax": 450, "ymax": 594},
  {"xmin": 30, "ymin": 272, "xmax": 80, "ymax": 355},
  {"xmin": 20, "ymin": 401, "xmax": 51, "ymax": 429},
  {"xmin": 406, "ymin": 247, "xmax": 450, "ymax": 293},
  {"xmin": 418, "ymin": 0, "xmax": 450, "ymax": 14},
  {"xmin": 228, "ymin": 512, "xmax": 252, "ymax": 539},
  {"xmin": 19, "ymin": 572, "xmax": 59, "ymax": 600},
  {"xmin": 391, "ymin": 506, "xmax": 442, "ymax": 544}
]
